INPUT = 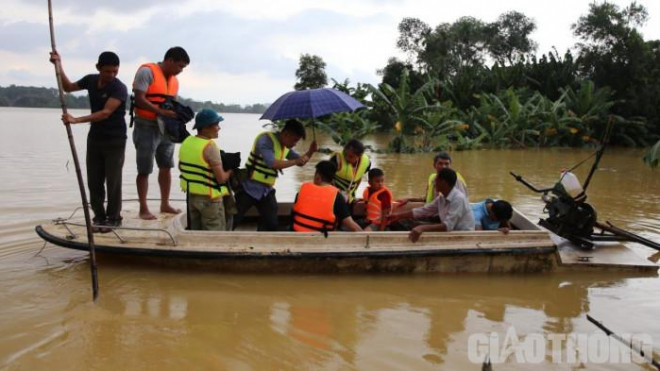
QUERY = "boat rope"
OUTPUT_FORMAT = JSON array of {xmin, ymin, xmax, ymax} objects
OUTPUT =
[
  {"xmin": 55, "ymin": 220, "xmax": 178, "ymax": 246},
  {"xmin": 565, "ymin": 150, "xmax": 598, "ymax": 173},
  {"xmin": 564, "ymin": 118, "xmax": 614, "ymax": 174}
]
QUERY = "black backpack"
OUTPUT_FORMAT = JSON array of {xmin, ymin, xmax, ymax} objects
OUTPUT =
[{"xmin": 157, "ymin": 99, "xmax": 195, "ymax": 143}]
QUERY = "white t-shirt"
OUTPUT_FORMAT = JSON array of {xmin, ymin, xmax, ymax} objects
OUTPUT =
[{"xmin": 412, "ymin": 187, "xmax": 476, "ymax": 231}]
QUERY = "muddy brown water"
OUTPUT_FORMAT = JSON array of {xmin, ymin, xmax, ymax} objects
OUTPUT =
[{"xmin": 0, "ymin": 107, "xmax": 658, "ymax": 370}]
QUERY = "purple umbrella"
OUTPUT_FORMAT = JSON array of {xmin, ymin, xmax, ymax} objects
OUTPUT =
[{"xmin": 260, "ymin": 88, "xmax": 364, "ymax": 121}]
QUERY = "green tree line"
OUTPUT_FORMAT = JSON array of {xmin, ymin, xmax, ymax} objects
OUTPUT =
[
  {"xmin": 293, "ymin": 2, "xmax": 660, "ymax": 160},
  {"xmin": 0, "ymin": 85, "xmax": 267, "ymax": 114}
]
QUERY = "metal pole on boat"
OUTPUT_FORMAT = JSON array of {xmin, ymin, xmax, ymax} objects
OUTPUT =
[
  {"xmin": 581, "ymin": 118, "xmax": 613, "ymax": 193},
  {"xmin": 48, "ymin": 0, "xmax": 99, "ymax": 301},
  {"xmin": 587, "ymin": 315, "xmax": 660, "ymax": 369},
  {"xmin": 595, "ymin": 221, "xmax": 660, "ymax": 251}
]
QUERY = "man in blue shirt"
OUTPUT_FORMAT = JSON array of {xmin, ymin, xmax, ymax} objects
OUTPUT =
[
  {"xmin": 233, "ymin": 120, "xmax": 317, "ymax": 231},
  {"xmin": 472, "ymin": 199, "xmax": 513, "ymax": 233}
]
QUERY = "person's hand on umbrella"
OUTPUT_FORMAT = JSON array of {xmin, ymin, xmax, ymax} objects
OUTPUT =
[
  {"xmin": 306, "ymin": 140, "xmax": 318, "ymax": 157},
  {"xmin": 295, "ymin": 154, "xmax": 310, "ymax": 166}
]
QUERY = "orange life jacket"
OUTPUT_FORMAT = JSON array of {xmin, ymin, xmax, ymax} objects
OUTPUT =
[
  {"xmin": 363, "ymin": 186, "xmax": 394, "ymax": 225},
  {"xmin": 134, "ymin": 63, "xmax": 179, "ymax": 120},
  {"xmin": 292, "ymin": 183, "xmax": 339, "ymax": 233}
]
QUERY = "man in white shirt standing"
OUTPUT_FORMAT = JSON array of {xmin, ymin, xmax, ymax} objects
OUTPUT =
[{"xmin": 389, "ymin": 168, "xmax": 475, "ymax": 242}]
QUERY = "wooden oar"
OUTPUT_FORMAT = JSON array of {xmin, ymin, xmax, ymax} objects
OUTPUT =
[{"xmin": 48, "ymin": 0, "xmax": 99, "ymax": 301}]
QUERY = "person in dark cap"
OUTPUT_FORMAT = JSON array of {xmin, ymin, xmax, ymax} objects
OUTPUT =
[
  {"xmin": 49, "ymin": 50, "xmax": 128, "ymax": 232},
  {"xmin": 178, "ymin": 109, "xmax": 233, "ymax": 231}
]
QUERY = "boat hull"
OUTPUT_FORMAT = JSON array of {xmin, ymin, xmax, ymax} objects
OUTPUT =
[
  {"xmin": 35, "ymin": 225, "xmax": 557, "ymax": 273},
  {"xmin": 36, "ymin": 201, "xmax": 657, "ymax": 274},
  {"xmin": 35, "ymin": 203, "xmax": 560, "ymax": 273}
]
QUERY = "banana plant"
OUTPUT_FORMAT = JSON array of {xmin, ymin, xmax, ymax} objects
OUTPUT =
[
  {"xmin": 468, "ymin": 93, "xmax": 516, "ymax": 147},
  {"xmin": 367, "ymin": 69, "xmax": 441, "ymax": 151},
  {"xmin": 560, "ymin": 80, "xmax": 615, "ymax": 144},
  {"xmin": 533, "ymin": 90, "xmax": 582, "ymax": 147},
  {"xmin": 316, "ymin": 110, "xmax": 380, "ymax": 146},
  {"xmin": 403, "ymin": 100, "xmax": 465, "ymax": 149},
  {"xmin": 452, "ymin": 131, "xmax": 486, "ymax": 150}
]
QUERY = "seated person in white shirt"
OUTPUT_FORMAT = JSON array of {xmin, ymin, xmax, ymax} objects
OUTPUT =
[{"xmin": 388, "ymin": 168, "xmax": 475, "ymax": 242}]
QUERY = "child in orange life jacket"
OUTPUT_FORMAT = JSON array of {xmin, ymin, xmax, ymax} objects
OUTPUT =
[{"xmin": 362, "ymin": 168, "xmax": 396, "ymax": 231}]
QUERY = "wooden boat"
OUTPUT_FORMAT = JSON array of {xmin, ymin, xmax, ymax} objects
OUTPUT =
[{"xmin": 34, "ymin": 200, "xmax": 657, "ymax": 274}]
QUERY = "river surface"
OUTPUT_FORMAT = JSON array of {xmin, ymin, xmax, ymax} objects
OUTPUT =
[{"xmin": 0, "ymin": 107, "xmax": 658, "ymax": 370}]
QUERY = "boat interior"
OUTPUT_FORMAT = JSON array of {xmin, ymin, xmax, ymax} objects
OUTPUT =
[{"xmin": 230, "ymin": 201, "xmax": 538, "ymax": 232}]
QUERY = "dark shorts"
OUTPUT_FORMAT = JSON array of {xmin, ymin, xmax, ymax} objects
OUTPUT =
[{"xmin": 132, "ymin": 117, "xmax": 174, "ymax": 174}]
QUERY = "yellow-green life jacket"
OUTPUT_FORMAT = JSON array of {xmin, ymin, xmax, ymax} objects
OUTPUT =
[
  {"xmin": 425, "ymin": 172, "xmax": 468, "ymax": 203},
  {"xmin": 246, "ymin": 132, "xmax": 290, "ymax": 187},
  {"xmin": 179, "ymin": 136, "xmax": 229, "ymax": 199},
  {"xmin": 332, "ymin": 151, "xmax": 370, "ymax": 202}
]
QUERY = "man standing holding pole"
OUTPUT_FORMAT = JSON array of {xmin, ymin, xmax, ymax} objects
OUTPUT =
[
  {"xmin": 132, "ymin": 46, "xmax": 189, "ymax": 220},
  {"xmin": 49, "ymin": 51, "xmax": 128, "ymax": 232}
]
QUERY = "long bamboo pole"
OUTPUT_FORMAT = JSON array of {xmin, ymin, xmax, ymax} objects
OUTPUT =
[{"xmin": 48, "ymin": 0, "xmax": 99, "ymax": 301}]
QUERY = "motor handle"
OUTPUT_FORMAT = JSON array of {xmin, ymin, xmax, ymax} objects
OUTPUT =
[
  {"xmin": 510, "ymin": 171, "xmax": 554, "ymax": 194},
  {"xmin": 595, "ymin": 221, "xmax": 660, "ymax": 251}
]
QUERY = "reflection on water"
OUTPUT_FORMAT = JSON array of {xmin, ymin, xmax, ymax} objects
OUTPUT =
[
  {"xmin": 0, "ymin": 107, "xmax": 658, "ymax": 369},
  {"xmin": 2, "ymin": 261, "xmax": 647, "ymax": 370}
]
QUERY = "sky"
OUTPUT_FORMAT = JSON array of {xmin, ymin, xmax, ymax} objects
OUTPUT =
[{"xmin": 2, "ymin": 0, "xmax": 660, "ymax": 106}]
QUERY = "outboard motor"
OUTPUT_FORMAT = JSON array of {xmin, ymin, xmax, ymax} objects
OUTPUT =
[
  {"xmin": 511, "ymin": 122, "xmax": 660, "ymax": 251},
  {"xmin": 510, "ymin": 170, "xmax": 597, "ymax": 249},
  {"xmin": 542, "ymin": 172, "xmax": 597, "ymax": 241}
]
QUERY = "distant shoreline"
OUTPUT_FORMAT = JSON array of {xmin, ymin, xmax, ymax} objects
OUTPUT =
[
  {"xmin": 0, "ymin": 106, "xmax": 263, "ymax": 115},
  {"xmin": 0, "ymin": 85, "xmax": 268, "ymax": 114}
]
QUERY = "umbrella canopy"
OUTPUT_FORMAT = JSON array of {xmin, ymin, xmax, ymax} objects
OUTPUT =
[{"xmin": 260, "ymin": 88, "xmax": 364, "ymax": 121}]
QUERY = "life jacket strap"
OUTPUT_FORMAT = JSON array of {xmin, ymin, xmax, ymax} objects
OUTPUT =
[
  {"xmin": 333, "ymin": 176, "xmax": 350, "ymax": 188},
  {"xmin": 179, "ymin": 175, "xmax": 229, "ymax": 191},
  {"xmin": 145, "ymin": 93, "xmax": 175, "ymax": 99},
  {"xmin": 247, "ymin": 163, "xmax": 277, "ymax": 177},
  {"xmin": 179, "ymin": 161, "xmax": 218, "ymax": 183},
  {"xmin": 291, "ymin": 210, "xmax": 334, "ymax": 238},
  {"xmin": 179, "ymin": 161, "xmax": 228, "ymax": 192},
  {"xmin": 246, "ymin": 151, "xmax": 278, "ymax": 178}
]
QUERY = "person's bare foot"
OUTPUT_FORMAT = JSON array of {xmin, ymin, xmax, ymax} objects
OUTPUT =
[
  {"xmin": 139, "ymin": 210, "xmax": 157, "ymax": 220},
  {"xmin": 161, "ymin": 205, "xmax": 181, "ymax": 214}
]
